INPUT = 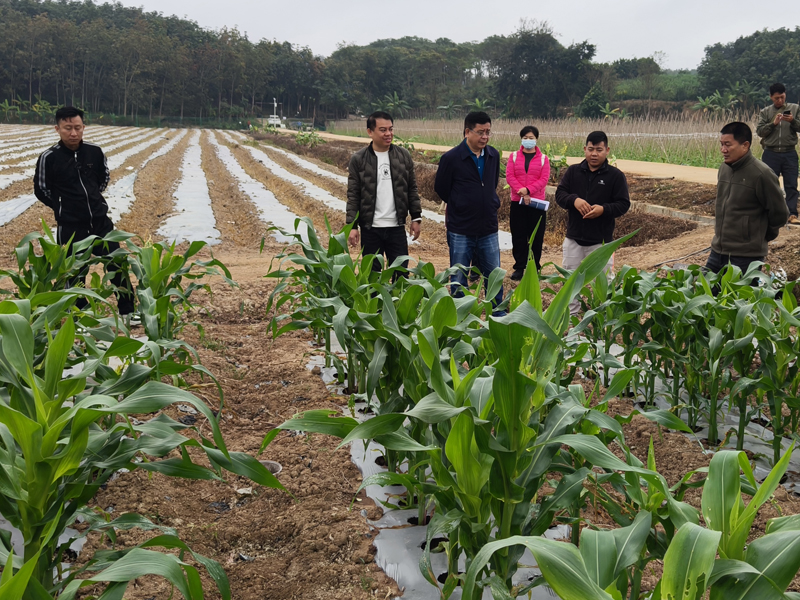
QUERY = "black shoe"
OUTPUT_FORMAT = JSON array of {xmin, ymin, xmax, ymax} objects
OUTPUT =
[{"xmin": 510, "ymin": 270, "xmax": 524, "ymax": 281}]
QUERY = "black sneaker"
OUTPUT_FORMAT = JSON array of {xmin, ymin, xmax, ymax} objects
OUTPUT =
[{"xmin": 510, "ymin": 270, "xmax": 524, "ymax": 281}]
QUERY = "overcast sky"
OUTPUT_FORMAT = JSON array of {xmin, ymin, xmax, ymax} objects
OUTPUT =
[{"xmin": 118, "ymin": 0, "xmax": 800, "ymax": 70}]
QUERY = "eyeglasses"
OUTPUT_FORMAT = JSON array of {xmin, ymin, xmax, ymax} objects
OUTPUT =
[{"xmin": 470, "ymin": 129, "xmax": 492, "ymax": 137}]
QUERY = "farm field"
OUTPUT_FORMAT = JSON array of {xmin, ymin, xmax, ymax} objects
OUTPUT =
[
  {"xmin": 2, "ymin": 123, "xmax": 800, "ymax": 599},
  {"xmin": 328, "ymin": 115, "xmax": 763, "ymax": 169}
]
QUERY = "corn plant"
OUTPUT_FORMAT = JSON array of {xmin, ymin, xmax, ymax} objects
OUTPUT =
[
  {"xmin": 0, "ymin": 222, "xmax": 107, "ymax": 300},
  {"xmin": 463, "ymin": 445, "xmax": 797, "ymax": 600},
  {"xmin": 122, "ymin": 235, "xmax": 235, "ymax": 343},
  {"xmin": 0, "ymin": 270, "xmax": 281, "ymax": 599}
]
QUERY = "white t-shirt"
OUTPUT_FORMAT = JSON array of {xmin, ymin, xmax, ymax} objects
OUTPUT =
[{"xmin": 371, "ymin": 150, "xmax": 398, "ymax": 228}]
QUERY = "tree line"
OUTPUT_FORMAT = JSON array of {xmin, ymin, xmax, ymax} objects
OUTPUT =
[{"xmin": 0, "ymin": 0, "xmax": 796, "ymax": 122}]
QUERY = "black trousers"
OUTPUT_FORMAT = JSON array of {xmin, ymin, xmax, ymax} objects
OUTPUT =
[
  {"xmin": 509, "ymin": 201, "xmax": 546, "ymax": 271},
  {"xmin": 57, "ymin": 216, "xmax": 134, "ymax": 314},
  {"xmin": 360, "ymin": 226, "xmax": 409, "ymax": 275},
  {"xmin": 762, "ymin": 148, "xmax": 798, "ymax": 217},
  {"xmin": 704, "ymin": 250, "xmax": 762, "ymax": 276}
]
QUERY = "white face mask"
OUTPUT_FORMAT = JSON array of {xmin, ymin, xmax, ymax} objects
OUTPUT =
[{"xmin": 521, "ymin": 139, "xmax": 537, "ymax": 149}]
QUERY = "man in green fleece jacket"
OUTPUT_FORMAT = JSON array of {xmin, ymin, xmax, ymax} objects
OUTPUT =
[
  {"xmin": 756, "ymin": 83, "xmax": 800, "ymax": 224},
  {"xmin": 705, "ymin": 121, "xmax": 789, "ymax": 275}
]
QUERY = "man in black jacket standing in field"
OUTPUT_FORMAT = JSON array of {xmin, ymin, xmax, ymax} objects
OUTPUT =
[
  {"xmin": 434, "ymin": 111, "xmax": 504, "ymax": 313},
  {"xmin": 555, "ymin": 130, "xmax": 630, "ymax": 315},
  {"xmin": 347, "ymin": 111, "xmax": 422, "ymax": 273},
  {"xmin": 33, "ymin": 106, "xmax": 134, "ymax": 316}
]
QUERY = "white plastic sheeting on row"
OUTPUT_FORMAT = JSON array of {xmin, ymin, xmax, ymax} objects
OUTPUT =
[
  {"xmin": 157, "ymin": 130, "xmax": 221, "ymax": 246},
  {"xmin": 0, "ymin": 194, "xmax": 37, "ymax": 226},
  {"xmin": 220, "ymin": 131, "xmax": 346, "ymax": 215},
  {"xmin": 105, "ymin": 130, "xmax": 188, "ymax": 223},
  {"xmin": 0, "ymin": 128, "xmax": 164, "ymax": 191},
  {"xmin": 229, "ymin": 132, "xmax": 513, "ymax": 250},
  {"xmin": 0, "ymin": 126, "xmax": 143, "ymax": 165},
  {"xmin": 207, "ymin": 132, "xmax": 306, "ymax": 243}
]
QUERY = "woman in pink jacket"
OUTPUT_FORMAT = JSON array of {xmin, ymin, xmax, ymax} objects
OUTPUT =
[{"xmin": 506, "ymin": 125, "xmax": 550, "ymax": 279}]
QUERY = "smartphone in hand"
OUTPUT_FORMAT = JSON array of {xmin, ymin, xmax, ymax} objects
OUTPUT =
[{"xmin": 784, "ymin": 110, "xmax": 792, "ymax": 115}]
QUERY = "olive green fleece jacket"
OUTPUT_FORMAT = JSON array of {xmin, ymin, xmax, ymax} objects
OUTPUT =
[
  {"xmin": 712, "ymin": 151, "xmax": 789, "ymax": 257},
  {"xmin": 756, "ymin": 102, "xmax": 800, "ymax": 149}
]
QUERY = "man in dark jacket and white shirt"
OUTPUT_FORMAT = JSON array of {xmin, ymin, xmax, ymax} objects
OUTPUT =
[
  {"xmin": 555, "ymin": 130, "xmax": 630, "ymax": 314},
  {"xmin": 434, "ymin": 111, "xmax": 504, "ymax": 312},
  {"xmin": 706, "ymin": 121, "xmax": 789, "ymax": 275},
  {"xmin": 756, "ymin": 82, "xmax": 800, "ymax": 224},
  {"xmin": 347, "ymin": 111, "xmax": 421, "ymax": 272},
  {"xmin": 33, "ymin": 105, "xmax": 133, "ymax": 315}
]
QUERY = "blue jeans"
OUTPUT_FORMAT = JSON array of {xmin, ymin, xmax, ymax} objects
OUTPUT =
[{"xmin": 447, "ymin": 230, "xmax": 504, "ymax": 309}]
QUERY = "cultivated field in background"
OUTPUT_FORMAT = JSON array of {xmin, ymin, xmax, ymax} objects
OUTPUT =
[{"xmin": 328, "ymin": 114, "xmax": 763, "ymax": 168}]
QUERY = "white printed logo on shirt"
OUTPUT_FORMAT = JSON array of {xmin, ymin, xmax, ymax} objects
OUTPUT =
[{"xmin": 380, "ymin": 164, "xmax": 391, "ymax": 180}]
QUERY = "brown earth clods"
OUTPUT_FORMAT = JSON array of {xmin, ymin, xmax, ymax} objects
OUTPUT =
[{"xmin": 2, "ymin": 125, "xmax": 800, "ymax": 599}]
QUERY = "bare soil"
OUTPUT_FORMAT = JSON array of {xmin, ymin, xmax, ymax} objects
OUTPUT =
[{"xmin": 2, "ymin": 125, "xmax": 800, "ymax": 599}]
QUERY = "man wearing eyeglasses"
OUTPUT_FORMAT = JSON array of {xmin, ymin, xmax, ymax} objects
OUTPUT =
[{"xmin": 434, "ymin": 111, "xmax": 505, "ymax": 314}]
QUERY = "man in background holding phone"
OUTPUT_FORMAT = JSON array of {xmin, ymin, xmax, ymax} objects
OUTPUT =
[{"xmin": 756, "ymin": 82, "xmax": 800, "ymax": 224}]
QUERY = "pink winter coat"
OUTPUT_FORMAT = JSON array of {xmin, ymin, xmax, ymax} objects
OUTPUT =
[{"xmin": 506, "ymin": 147, "xmax": 550, "ymax": 203}]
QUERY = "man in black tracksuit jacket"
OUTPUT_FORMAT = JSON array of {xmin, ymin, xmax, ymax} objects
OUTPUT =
[
  {"xmin": 555, "ymin": 130, "xmax": 630, "ymax": 315},
  {"xmin": 33, "ymin": 106, "xmax": 133, "ymax": 315}
]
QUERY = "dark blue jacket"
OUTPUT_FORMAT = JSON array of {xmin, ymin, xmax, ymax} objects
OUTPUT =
[{"xmin": 434, "ymin": 140, "xmax": 501, "ymax": 236}]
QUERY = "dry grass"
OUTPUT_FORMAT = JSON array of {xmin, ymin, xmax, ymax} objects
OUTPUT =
[{"xmin": 329, "ymin": 114, "xmax": 762, "ymax": 168}]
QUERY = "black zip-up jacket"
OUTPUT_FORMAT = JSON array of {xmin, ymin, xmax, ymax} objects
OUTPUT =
[
  {"xmin": 434, "ymin": 139, "xmax": 501, "ymax": 236},
  {"xmin": 33, "ymin": 140, "xmax": 110, "ymax": 225},
  {"xmin": 555, "ymin": 159, "xmax": 630, "ymax": 246}
]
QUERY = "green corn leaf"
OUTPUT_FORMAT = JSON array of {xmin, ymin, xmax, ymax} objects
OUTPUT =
[
  {"xmin": 0, "ymin": 314, "xmax": 34, "ymax": 385},
  {"xmin": 727, "ymin": 444, "xmax": 794, "ymax": 560},
  {"xmin": 58, "ymin": 548, "xmax": 196, "ymax": 600},
  {"xmin": 0, "ymin": 549, "xmax": 40, "ymax": 600},
  {"xmin": 509, "ymin": 257, "xmax": 542, "ymax": 314},
  {"xmin": 338, "ymin": 414, "xmax": 405, "ymax": 447},
  {"xmin": 43, "ymin": 314, "xmax": 74, "ymax": 403},
  {"xmin": 405, "ymin": 393, "xmax": 470, "ymax": 423},
  {"xmin": 600, "ymin": 369, "xmax": 636, "ymax": 404},
  {"xmin": 261, "ymin": 410, "xmax": 358, "ymax": 450},
  {"xmin": 462, "ymin": 536, "xmax": 614, "ymax": 600},
  {"xmin": 638, "ymin": 409, "xmax": 693, "ymax": 434},
  {"xmin": 661, "ymin": 523, "xmax": 720, "ymax": 600},
  {"xmin": 397, "ymin": 285, "xmax": 425, "ymax": 324},
  {"xmin": 374, "ymin": 429, "xmax": 436, "ymax": 452},
  {"xmin": 580, "ymin": 527, "xmax": 618, "ymax": 590},
  {"xmin": 204, "ymin": 448, "xmax": 285, "ymax": 490},
  {"xmin": 445, "ymin": 411, "xmax": 492, "ymax": 500},
  {"xmin": 765, "ymin": 514, "xmax": 800, "ymax": 534},
  {"xmin": 610, "ymin": 510, "xmax": 651, "ymax": 576},
  {"xmin": 701, "ymin": 451, "xmax": 741, "ymax": 556},
  {"xmin": 103, "ymin": 336, "xmax": 145, "ymax": 358}
]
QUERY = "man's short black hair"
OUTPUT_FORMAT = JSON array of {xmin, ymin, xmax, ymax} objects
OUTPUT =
[
  {"xmin": 720, "ymin": 121, "xmax": 752, "ymax": 145},
  {"xmin": 55, "ymin": 106, "xmax": 84, "ymax": 125},
  {"xmin": 586, "ymin": 131, "xmax": 608, "ymax": 147},
  {"xmin": 465, "ymin": 111, "xmax": 491, "ymax": 134},
  {"xmin": 770, "ymin": 83, "xmax": 787, "ymax": 96},
  {"xmin": 367, "ymin": 111, "xmax": 393, "ymax": 131},
  {"xmin": 520, "ymin": 125, "xmax": 539, "ymax": 138}
]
